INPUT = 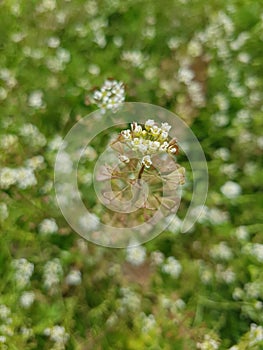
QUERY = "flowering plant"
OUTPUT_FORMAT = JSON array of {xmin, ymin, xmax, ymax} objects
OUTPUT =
[{"xmin": 96, "ymin": 119, "xmax": 185, "ymax": 226}]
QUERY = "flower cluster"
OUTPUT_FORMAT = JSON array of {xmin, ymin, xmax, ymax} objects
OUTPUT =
[
  {"xmin": 43, "ymin": 258, "xmax": 63, "ymax": 290},
  {"xmin": 38, "ymin": 218, "xmax": 58, "ymax": 235},
  {"xmin": 0, "ymin": 166, "xmax": 37, "ymax": 190},
  {"xmin": 12, "ymin": 258, "xmax": 34, "ymax": 289},
  {"xmin": 93, "ymin": 79, "xmax": 125, "ymax": 113},
  {"xmin": 119, "ymin": 119, "xmax": 179, "ymax": 169},
  {"xmin": 44, "ymin": 325, "xmax": 69, "ymax": 350}
]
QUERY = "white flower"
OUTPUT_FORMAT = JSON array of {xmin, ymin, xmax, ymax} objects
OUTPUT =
[
  {"xmin": 119, "ymin": 287, "xmax": 141, "ymax": 312},
  {"xmin": 197, "ymin": 334, "xmax": 220, "ymax": 350},
  {"xmin": 148, "ymin": 141, "xmax": 160, "ymax": 153},
  {"xmin": 167, "ymin": 215, "xmax": 182, "ymax": 233},
  {"xmin": 48, "ymin": 135, "xmax": 64, "ymax": 151},
  {"xmin": 47, "ymin": 36, "xmax": 60, "ymax": 48},
  {"xmin": 121, "ymin": 50, "xmax": 146, "ymax": 68},
  {"xmin": 28, "ymin": 90, "xmax": 44, "ymax": 108},
  {"xmin": 79, "ymin": 213, "xmax": 100, "ymax": 231},
  {"xmin": 126, "ymin": 244, "xmax": 146, "ymax": 266},
  {"xmin": 150, "ymin": 125, "xmax": 161, "ymax": 137},
  {"xmin": 56, "ymin": 48, "xmax": 71, "ymax": 63},
  {"xmin": 131, "ymin": 122, "xmax": 142, "ymax": 135},
  {"xmin": 162, "ymin": 257, "xmax": 182, "ymax": 278},
  {"xmin": 88, "ymin": 64, "xmax": 100, "ymax": 75},
  {"xmin": 13, "ymin": 258, "xmax": 34, "ymax": 288},
  {"xmin": 119, "ymin": 155, "xmax": 130, "ymax": 163},
  {"xmin": 43, "ymin": 259, "xmax": 63, "ymax": 289},
  {"xmin": 39, "ymin": 218, "xmax": 58, "ymax": 234},
  {"xmin": 0, "ymin": 305, "xmax": 11, "ymax": 320},
  {"xmin": 142, "ymin": 155, "xmax": 152, "ymax": 168},
  {"xmin": 16, "ymin": 167, "xmax": 37, "ymax": 189},
  {"xmin": 178, "ymin": 66, "xmax": 194, "ymax": 84},
  {"xmin": 93, "ymin": 79, "xmax": 125, "ymax": 113},
  {"xmin": 19, "ymin": 123, "xmax": 46, "ymax": 148},
  {"xmin": 214, "ymin": 147, "xmax": 230, "ymax": 161},
  {"xmin": 20, "ymin": 291, "xmax": 35, "ymax": 308},
  {"xmin": 0, "ymin": 167, "xmax": 17, "ymax": 189},
  {"xmin": 65, "ymin": 270, "xmax": 82, "ymax": 286},
  {"xmin": 25, "ymin": 155, "xmax": 45, "ymax": 170},
  {"xmin": 235, "ymin": 226, "xmax": 249, "ymax": 241},
  {"xmin": 161, "ymin": 122, "xmax": 171, "ymax": 132},
  {"xmin": 141, "ymin": 313, "xmax": 156, "ymax": 333},
  {"xmin": 159, "ymin": 141, "xmax": 169, "ymax": 152},
  {"xmin": 220, "ymin": 181, "xmax": 241, "ymax": 199},
  {"xmin": 151, "ymin": 251, "xmax": 164, "ymax": 265},
  {"xmin": 210, "ymin": 242, "xmax": 233, "ymax": 261},
  {"xmin": 145, "ymin": 119, "xmax": 155, "ymax": 130},
  {"xmin": 249, "ymin": 324, "xmax": 263, "ymax": 346},
  {"xmin": 208, "ymin": 208, "xmax": 229, "ymax": 225},
  {"xmin": 0, "ymin": 336, "xmax": 6, "ymax": 343},
  {"xmin": 159, "ymin": 130, "xmax": 169, "ymax": 140},
  {"xmin": 44, "ymin": 325, "xmax": 69, "ymax": 345},
  {"xmin": 0, "ymin": 134, "xmax": 18, "ymax": 150},
  {"xmin": 55, "ymin": 151, "xmax": 73, "ymax": 174},
  {"xmin": 121, "ymin": 129, "xmax": 131, "ymax": 140}
]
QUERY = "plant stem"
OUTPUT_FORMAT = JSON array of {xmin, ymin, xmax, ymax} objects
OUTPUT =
[{"xmin": 138, "ymin": 164, "xmax": 145, "ymax": 179}]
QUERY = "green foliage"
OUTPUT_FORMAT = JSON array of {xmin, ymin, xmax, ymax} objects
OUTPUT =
[{"xmin": 0, "ymin": 0, "xmax": 262, "ymax": 349}]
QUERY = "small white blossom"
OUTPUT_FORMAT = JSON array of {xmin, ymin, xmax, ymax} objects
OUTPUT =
[
  {"xmin": 43, "ymin": 258, "xmax": 63, "ymax": 290},
  {"xmin": 0, "ymin": 305, "xmax": 11, "ymax": 320},
  {"xmin": 0, "ymin": 167, "xmax": 17, "ymax": 189},
  {"xmin": 88, "ymin": 64, "xmax": 100, "ymax": 75},
  {"xmin": 19, "ymin": 123, "xmax": 46, "ymax": 148},
  {"xmin": 47, "ymin": 36, "xmax": 60, "ymax": 48},
  {"xmin": 220, "ymin": 181, "xmax": 241, "ymax": 199},
  {"xmin": 0, "ymin": 134, "xmax": 18, "ymax": 150},
  {"xmin": 13, "ymin": 258, "xmax": 34, "ymax": 288},
  {"xmin": 79, "ymin": 213, "xmax": 100, "ymax": 231},
  {"xmin": 162, "ymin": 257, "xmax": 182, "ymax": 278},
  {"xmin": 142, "ymin": 155, "xmax": 152, "ymax": 168},
  {"xmin": 57, "ymin": 48, "xmax": 71, "ymax": 63},
  {"xmin": 93, "ymin": 79, "xmax": 125, "ymax": 113},
  {"xmin": 197, "ymin": 334, "xmax": 220, "ymax": 350},
  {"xmin": 20, "ymin": 291, "xmax": 35, "ymax": 309},
  {"xmin": 235, "ymin": 226, "xmax": 249, "ymax": 241},
  {"xmin": 65, "ymin": 270, "xmax": 82, "ymax": 286},
  {"xmin": 55, "ymin": 151, "xmax": 73, "ymax": 174},
  {"xmin": 16, "ymin": 167, "xmax": 37, "ymax": 189},
  {"xmin": 39, "ymin": 218, "xmax": 58, "ymax": 234},
  {"xmin": 44, "ymin": 325, "xmax": 69, "ymax": 347},
  {"xmin": 126, "ymin": 244, "xmax": 146, "ymax": 266},
  {"xmin": 210, "ymin": 242, "xmax": 233, "ymax": 261},
  {"xmin": 0, "ymin": 335, "xmax": 6, "ymax": 343},
  {"xmin": 121, "ymin": 129, "xmax": 131, "ymax": 140},
  {"xmin": 249, "ymin": 324, "xmax": 263, "ymax": 346},
  {"xmin": 119, "ymin": 155, "xmax": 130, "ymax": 163},
  {"xmin": 151, "ymin": 251, "xmax": 164, "ymax": 265},
  {"xmin": 209, "ymin": 208, "xmax": 229, "ymax": 225},
  {"xmin": 119, "ymin": 288, "xmax": 141, "ymax": 312},
  {"xmin": 121, "ymin": 50, "xmax": 146, "ymax": 68},
  {"xmin": 25, "ymin": 155, "xmax": 45, "ymax": 170},
  {"xmin": 28, "ymin": 90, "xmax": 44, "ymax": 108},
  {"xmin": 145, "ymin": 119, "xmax": 155, "ymax": 130},
  {"xmin": 141, "ymin": 313, "xmax": 156, "ymax": 333}
]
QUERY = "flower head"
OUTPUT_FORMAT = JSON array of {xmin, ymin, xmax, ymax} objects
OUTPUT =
[{"xmin": 93, "ymin": 79, "xmax": 125, "ymax": 113}]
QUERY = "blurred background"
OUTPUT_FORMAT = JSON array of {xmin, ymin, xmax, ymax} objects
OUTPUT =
[{"xmin": 0, "ymin": 0, "xmax": 262, "ymax": 349}]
